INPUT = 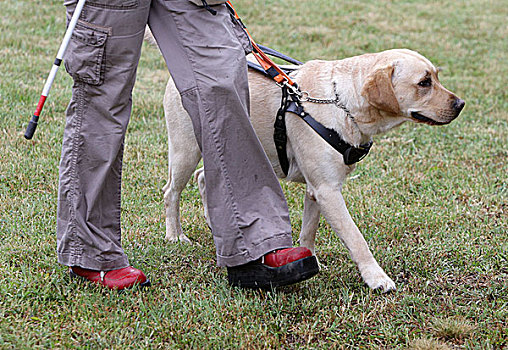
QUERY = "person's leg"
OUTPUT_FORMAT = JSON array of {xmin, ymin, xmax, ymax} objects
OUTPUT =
[
  {"xmin": 148, "ymin": 1, "xmax": 294, "ymax": 267},
  {"xmin": 57, "ymin": 0, "xmax": 151, "ymax": 288}
]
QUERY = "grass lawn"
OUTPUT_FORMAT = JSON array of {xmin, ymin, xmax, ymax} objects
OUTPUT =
[{"xmin": 0, "ymin": 0, "xmax": 506, "ymax": 348}]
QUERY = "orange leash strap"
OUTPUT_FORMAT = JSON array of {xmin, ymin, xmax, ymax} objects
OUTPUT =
[{"xmin": 226, "ymin": 1, "xmax": 298, "ymax": 88}]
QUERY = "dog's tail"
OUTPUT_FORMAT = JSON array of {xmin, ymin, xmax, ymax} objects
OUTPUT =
[
  {"xmin": 193, "ymin": 167, "xmax": 204, "ymax": 184},
  {"xmin": 144, "ymin": 27, "xmax": 157, "ymax": 47}
]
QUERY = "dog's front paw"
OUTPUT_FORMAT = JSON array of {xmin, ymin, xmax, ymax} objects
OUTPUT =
[{"xmin": 361, "ymin": 266, "xmax": 396, "ymax": 293}]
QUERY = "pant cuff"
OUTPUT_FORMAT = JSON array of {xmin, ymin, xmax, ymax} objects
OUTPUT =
[
  {"xmin": 58, "ymin": 253, "xmax": 130, "ymax": 271},
  {"xmin": 216, "ymin": 233, "xmax": 293, "ymax": 267}
]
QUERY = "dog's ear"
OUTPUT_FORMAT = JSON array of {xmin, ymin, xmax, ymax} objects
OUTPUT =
[{"xmin": 361, "ymin": 64, "xmax": 400, "ymax": 115}]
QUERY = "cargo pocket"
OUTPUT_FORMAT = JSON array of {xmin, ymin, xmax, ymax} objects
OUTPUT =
[
  {"xmin": 64, "ymin": 22, "xmax": 108, "ymax": 86},
  {"xmin": 230, "ymin": 15, "xmax": 252, "ymax": 54}
]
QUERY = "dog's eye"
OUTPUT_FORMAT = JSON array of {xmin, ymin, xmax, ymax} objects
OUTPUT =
[{"xmin": 418, "ymin": 78, "xmax": 432, "ymax": 87}]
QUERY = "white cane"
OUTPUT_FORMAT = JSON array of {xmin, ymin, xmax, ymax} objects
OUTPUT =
[{"xmin": 24, "ymin": 0, "xmax": 87, "ymax": 140}]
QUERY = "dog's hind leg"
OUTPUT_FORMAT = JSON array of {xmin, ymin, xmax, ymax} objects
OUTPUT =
[
  {"xmin": 163, "ymin": 144, "xmax": 201, "ymax": 243},
  {"xmin": 163, "ymin": 78, "xmax": 202, "ymax": 243},
  {"xmin": 194, "ymin": 167, "xmax": 211, "ymax": 229}
]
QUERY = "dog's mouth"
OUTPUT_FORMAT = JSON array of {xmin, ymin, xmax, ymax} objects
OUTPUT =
[{"xmin": 410, "ymin": 112, "xmax": 449, "ymax": 126}]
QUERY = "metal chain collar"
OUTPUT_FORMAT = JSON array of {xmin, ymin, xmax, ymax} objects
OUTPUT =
[{"xmin": 281, "ymin": 81, "xmax": 356, "ymax": 123}]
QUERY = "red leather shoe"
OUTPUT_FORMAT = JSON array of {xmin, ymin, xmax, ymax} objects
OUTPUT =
[
  {"xmin": 70, "ymin": 266, "xmax": 150, "ymax": 290},
  {"xmin": 263, "ymin": 247, "xmax": 312, "ymax": 267},
  {"xmin": 227, "ymin": 247, "xmax": 319, "ymax": 289}
]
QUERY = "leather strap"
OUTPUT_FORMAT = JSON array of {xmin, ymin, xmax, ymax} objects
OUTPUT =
[{"xmin": 274, "ymin": 87, "xmax": 373, "ymax": 176}]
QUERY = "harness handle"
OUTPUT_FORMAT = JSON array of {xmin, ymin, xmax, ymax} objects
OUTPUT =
[{"xmin": 226, "ymin": 1, "xmax": 298, "ymax": 88}]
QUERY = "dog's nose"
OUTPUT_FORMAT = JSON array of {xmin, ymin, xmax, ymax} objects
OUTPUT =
[{"xmin": 453, "ymin": 98, "xmax": 465, "ymax": 112}]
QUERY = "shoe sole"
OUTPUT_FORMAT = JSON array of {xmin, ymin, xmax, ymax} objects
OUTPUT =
[
  {"xmin": 69, "ymin": 270, "xmax": 151, "ymax": 290},
  {"xmin": 227, "ymin": 255, "xmax": 319, "ymax": 290}
]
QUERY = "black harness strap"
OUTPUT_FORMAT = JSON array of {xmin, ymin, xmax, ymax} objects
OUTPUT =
[
  {"xmin": 286, "ymin": 101, "xmax": 373, "ymax": 166},
  {"xmin": 201, "ymin": 0, "xmax": 217, "ymax": 15},
  {"xmin": 274, "ymin": 87, "xmax": 291, "ymax": 175},
  {"xmin": 248, "ymin": 61, "xmax": 298, "ymax": 79},
  {"xmin": 274, "ymin": 86, "xmax": 373, "ymax": 175},
  {"xmin": 256, "ymin": 44, "xmax": 303, "ymax": 65}
]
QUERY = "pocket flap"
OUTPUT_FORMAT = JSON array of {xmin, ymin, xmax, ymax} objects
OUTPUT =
[
  {"xmin": 72, "ymin": 24, "xmax": 108, "ymax": 47},
  {"xmin": 188, "ymin": 0, "xmax": 227, "ymax": 6}
]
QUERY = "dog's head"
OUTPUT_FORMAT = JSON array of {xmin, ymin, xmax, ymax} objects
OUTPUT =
[{"xmin": 361, "ymin": 49, "xmax": 465, "ymax": 125}]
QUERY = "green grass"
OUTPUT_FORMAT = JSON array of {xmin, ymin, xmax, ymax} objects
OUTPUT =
[{"xmin": 0, "ymin": 0, "xmax": 506, "ymax": 348}]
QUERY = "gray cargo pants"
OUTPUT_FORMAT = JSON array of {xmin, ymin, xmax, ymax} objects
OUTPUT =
[{"xmin": 56, "ymin": 0, "xmax": 293, "ymax": 271}]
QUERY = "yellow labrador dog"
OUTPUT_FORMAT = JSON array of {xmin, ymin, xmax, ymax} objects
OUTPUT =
[{"xmin": 162, "ymin": 49, "xmax": 465, "ymax": 292}]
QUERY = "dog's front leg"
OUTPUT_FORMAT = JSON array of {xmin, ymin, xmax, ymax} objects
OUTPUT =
[
  {"xmin": 314, "ymin": 185, "xmax": 396, "ymax": 293},
  {"xmin": 299, "ymin": 190, "xmax": 321, "ymax": 255}
]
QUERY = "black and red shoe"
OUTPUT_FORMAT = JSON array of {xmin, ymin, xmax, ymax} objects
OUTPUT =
[
  {"xmin": 70, "ymin": 266, "xmax": 150, "ymax": 290},
  {"xmin": 227, "ymin": 247, "xmax": 319, "ymax": 289}
]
